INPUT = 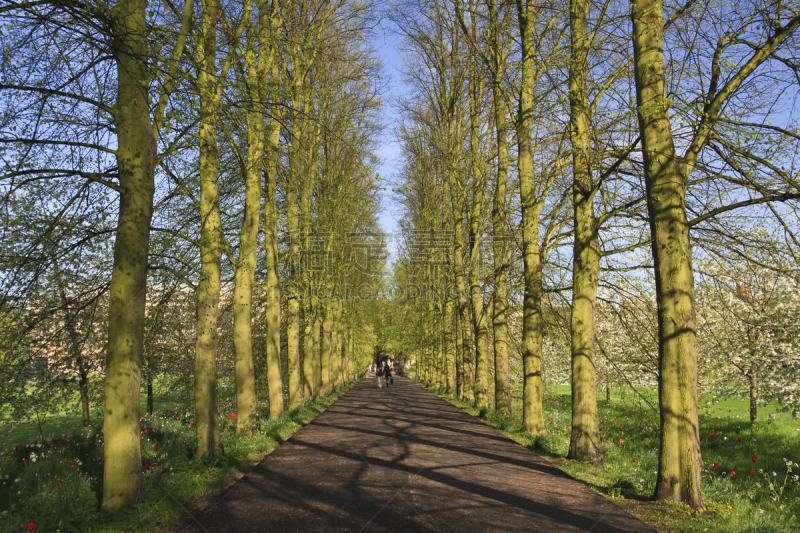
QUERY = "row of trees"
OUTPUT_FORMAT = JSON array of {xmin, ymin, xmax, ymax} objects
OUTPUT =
[
  {"xmin": 389, "ymin": 0, "xmax": 800, "ymax": 510},
  {"xmin": 1, "ymin": 0, "xmax": 386, "ymax": 514}
]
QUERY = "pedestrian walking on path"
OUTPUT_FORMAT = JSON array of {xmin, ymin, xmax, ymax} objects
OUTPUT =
[{"xmin": 384, "ymin": 364, "xmax": 392, "ymax": 388}]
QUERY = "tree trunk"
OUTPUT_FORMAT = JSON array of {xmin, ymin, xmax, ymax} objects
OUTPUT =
[
  {"xmin": 287, "ymin": 147, "xmax": 303, "ymax": 410},
  {"xmin": 486, "ymin": 0, "xmax": 511, "ymax": 425},
  {"xmin": 322, "ymin": 302, "xmax": 333, "ymax": 393},
  {"xmin": 567, "ymin": 0, "xmax": 603, "ymax": 466},
  {"xmin": 194, "ymin": 0, "xmax": 223, "ymax": 459},
  {"xmin": 466, "ymin": 32, "xmax": 489, "ymax": 410},
  {"xmin": 264, "ymin": 56, "xmax": 284, "ymax": 420},
  {"xmin": 80, "ymin": 364, "xmax": 90, "ymax": 426},
  {"xmin": 313, "ymin": 311, "xmax": 322, "ymax": 396},
  {"xmin": 749, "ymin": 372, "xmax": 758, "ymax": 423},
  {"xmin": 516, "ymin": 0, "xmax": 545, "ymax": 436},
  {"xmin": 445, "ymin": 300, "xmax": 456, "ymax": 395},
  {"xmin": 146, "ymin": 375, "xmax": 153, "ymax": 417},
  {"xmin": 233, "ymin": 1, "xmax": 265, "ymax": 434},
  {"xmin": 631, "ymin": 0, "xmax": 703, "ymax": 508},
  {"xmin": 101, "ymin": 0, "xmax": 156, "ymax": 512}
]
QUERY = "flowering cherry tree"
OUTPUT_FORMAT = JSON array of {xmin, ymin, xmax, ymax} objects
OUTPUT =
[{"xmin": 696, "ymin": 261, "xmax": 800, "ymax": 420}]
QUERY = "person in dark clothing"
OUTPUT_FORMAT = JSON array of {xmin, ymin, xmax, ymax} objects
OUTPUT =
[{"xmin": 384, "ymin": 363, "xmax": 392, "ymax": 387}]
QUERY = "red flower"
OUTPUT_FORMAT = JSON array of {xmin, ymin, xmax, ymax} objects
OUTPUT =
[
  {"xmin": 633, "ymin": 459, "xmax": 637, "ymax": 463},
  {"xmin": 27, "ymin": 523, "xmax": 36, "ymax": 530},
  {"xmin": 753, "ymin": 454, "xmax": 758, "ymax": 459},
  {"xmin": 642, "ymin": 437, "xmax": 646, "ymax": 441},
  {"xmin": 98, "ymin": 459, "xmax": 102, "ymax": 464},
  {"xmin": 155, "ymin": 444, "xmax": 159, "ymax": 451},
  {"xmin": 619, "ymin": 427, "xmax": 624, "ymax": 430},
  {"xmin": 700, "ymin": 438, "xmax": 705, "ymax": 442},
  {"xmin": 638, "ymin": 420, "xmax": 642, "ymax": 423},
  {"xmin": 57, "ymin": 481, "xmax": 62, "ymax": 486},
  {"xmin": 547, "ymin": 418, "xmax": 551, "ymax": 422},
  {"xmin": 738, "ymin": 438, "xmax": 743, "ymax": 442},
  {"xmin": 70, "ymin": 463, "xmax": 74, "ymax": 468},
  {"xmin": 748, "ymin": 470, "xmax": 755, "ymax": 475},
  {"xmin": 161, "ymin": 469, "xmax": 167, "ymax": 474},
  {"xmin": 144, "ymin": 463, "xmax": 149, "ymax": 468},
  {"xmin": 731, "ymin": 471, "xmax": 736, "ymax": 476},
  {"xmin": 713, "ymin": 463, "xmax": 719, "ymax": 467},
  {"xmin": 176, "ymin": 417, "xmax": 180, "ymax": 420},
  {"xmin": 618, "ymin": 438, "xmax": 623, "ymax": 443},
  {"xmin": 91, "ymin": 444, "xmax": 95, "ymax": 448},
  {"xmin": 613, "ymin": 421, "xmax": 617, "ymax": 425},
  {"xmin": 228, "ymin": 413, "xmax": 236, "ymax": 419},
  {"xmin": 22, "ymin": 459, "xmax": 27, "ymax": 465},
  {"xmin": 14, "ymin": 446, "xmax": 18, "ymax": 451},
  {"xmin": 53, "ymin": 438, "xmax": 58, "ymax": 442}
]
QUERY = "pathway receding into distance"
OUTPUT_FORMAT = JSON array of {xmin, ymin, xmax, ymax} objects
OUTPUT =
[{"xmin": 173, "ymin": 377, "xmax": 653, "ymax": 533}]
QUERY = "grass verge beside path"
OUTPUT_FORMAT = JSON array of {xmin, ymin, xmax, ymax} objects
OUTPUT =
[
  {"xmin": 0, "ymin": 380, "xmax": 358, "ymax": 533},
  {"xmin": 410, "ymin": 374, "xmax": 800, "ymax": 532}
]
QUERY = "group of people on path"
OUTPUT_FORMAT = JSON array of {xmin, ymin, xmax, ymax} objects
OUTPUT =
[{"xmin": 369, "ymin": 361, "xmax": 393, "ymax": 388}]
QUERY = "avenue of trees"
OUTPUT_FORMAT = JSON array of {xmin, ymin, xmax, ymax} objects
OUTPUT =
[
  {"xmin": 0, "ymin": 0, "xmax": 386, "ymax": 514},
  {"xmin": 1, "ymin": 0, "xmax": 799, "ymax": 517},
  {"xmin": 389, "ymin": 0, "xmax": 800, "ymax": 510}
]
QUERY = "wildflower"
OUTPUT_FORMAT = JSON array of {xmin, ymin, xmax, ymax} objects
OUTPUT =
[
  {"xmin": 57, "ymin": 481, "xmax": 62, "ymax": 486},
  {"xmin": 70, "ymin": 463, "xmax": 74, "ymax": 468},
  {"xmin": 27, "ymin": 523, "xmax": 36, "ymax": 530},
  {"xmin": 701, "ymin": 438, "xmax": 705, "ymax": 442},
  {"xmin": 731, "ymin": 471, "xmax": 736, "ymax": 476},
  {"xmin": 738, "ymin": 438, "xmax": 743, "ymax": 442},
  {"xmin": 98, "ymin": 459, "xmax": 102, "ymax": 464},
  {"xmin": 753, "ymin": 456, "xmax": 758, "ymax": 462},
  {"xmin": 633, "ymin": 459, "xmax": 638, "ymax": 463},
  {"xmin": 713, "ymin": 463, "xmax": 719, "ymax": 467},
  {"xmin": 228, "ymin": 413, "xmax": 236, "ymax": 419},
  {"xmin": 642, "ymin": 437, "xmax": 646, "ymax": 441},
  {"xmin": 618, "ymin": 438, "xmax": 623, "ymax": 443},
  {"xmin": 748, "ymin": 470, "xmax": 755, "ymax": 475},
  {"xmin": 161, "ymin": 469, "xmax": 167, "ymax": 474}
]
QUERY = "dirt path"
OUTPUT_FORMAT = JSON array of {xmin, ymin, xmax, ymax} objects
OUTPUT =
[{"xmin": 173, "ymin": 376, "xmax": 653, "ymax": 532}]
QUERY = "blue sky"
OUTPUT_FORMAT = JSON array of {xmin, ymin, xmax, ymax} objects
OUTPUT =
[{"xmin": 372, "ymin": 26, "xmax": 406, "ymax": 261}]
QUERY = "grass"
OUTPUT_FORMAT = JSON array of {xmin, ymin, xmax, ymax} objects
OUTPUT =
[
  {"xmin": 0, "ymin": 380, "xmax": 358, "ymax": 533},
  {"xmin": 412, "ymin": 372, "xmax": 800, "ymax": 532}
]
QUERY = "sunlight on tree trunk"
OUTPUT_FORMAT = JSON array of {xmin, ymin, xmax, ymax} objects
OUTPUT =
[
  {"xmin": 101, "ymin": 0, "xmax": 156, "ymax": 512},
  {"xmin": 567, "ymin": 0, "xmax": 602, "ymax": 466},
  {"xmin": 631, "ymin": 0, "xmax": 702, "ymax": 508}
]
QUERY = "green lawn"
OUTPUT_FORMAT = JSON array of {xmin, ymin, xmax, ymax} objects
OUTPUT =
[
  {"xmin": 0, "ymin": 379, "xmax": 359, "ymax": 533},
  {"xmin": 414, "ymin": 373, "xmax": 800, "ymax": 532}
]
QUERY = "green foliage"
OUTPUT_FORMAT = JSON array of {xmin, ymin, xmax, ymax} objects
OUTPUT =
[
  {"xmin": 0, "ymin": 381, "xmax": 357, "ymax": 532},
  {"xmin": 421, "ymin": 378, "xmax": 800, "ymax": 532}
]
